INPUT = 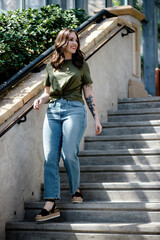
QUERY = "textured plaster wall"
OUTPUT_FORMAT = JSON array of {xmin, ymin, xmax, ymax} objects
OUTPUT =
[
  {"xmin": 0, "ymin": 27, "xmax": 140, "ymax": 240},
  {"xmin": 0, "ymin": 102, "xmax": 47, "ymax": 239},
  {"xmin": 83, "ymin": 29, "xmax": 138, "ymax": 138}
]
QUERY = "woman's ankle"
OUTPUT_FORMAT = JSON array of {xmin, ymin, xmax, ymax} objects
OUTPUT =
[{"xmin": 44, "ymin": 200, "xmax": 55, "ymax": 211}]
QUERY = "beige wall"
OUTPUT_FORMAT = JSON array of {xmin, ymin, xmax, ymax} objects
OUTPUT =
[
  {"xmin": 0, "ymin": 15, "xmax": 141, "ymax": 240},
  {"xmin": 83, "ymin": 29, "xmax": 138, "ymax": 139},
  {"xmin": 0, "ymin": 99, "xmax": 47, "ymax": 239}
]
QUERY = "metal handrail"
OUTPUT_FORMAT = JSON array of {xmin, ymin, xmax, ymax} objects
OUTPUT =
[
  {"xmin": 0, "ymin": 104, "xmax": 33, "ymax": 138},
  {"xmin": 0, "ymin": 9, "xmax": 116, "ymax": 96},
  {"xmin": 0, "ymin": 11, "xmax": 135, "ymax": 138}
]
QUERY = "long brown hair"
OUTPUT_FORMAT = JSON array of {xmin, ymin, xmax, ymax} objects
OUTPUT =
[{"xmin": 51, "ymin": 29, "xmax": 85, "ymax": 70}]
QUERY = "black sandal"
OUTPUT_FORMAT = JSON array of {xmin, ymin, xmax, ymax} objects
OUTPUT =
[
  {"xmin": 35, "ymin": 201, "xmax": 60, "ymax": 222},
  {"xmin": 72, "ymin": 189, "xmax": 83, "ymax": 203}
]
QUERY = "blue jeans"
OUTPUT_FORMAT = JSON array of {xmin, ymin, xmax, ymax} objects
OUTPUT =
[{"xmin": 43, "ymin": 99, "xmax": 87, "ymax": 199}]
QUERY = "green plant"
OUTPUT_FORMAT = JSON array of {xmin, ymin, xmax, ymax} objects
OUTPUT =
[
  {"xmin": 133, "ymin": 0, "xmax": 143, "ymax": 12},
  {"xmin": 112, "ymin": 0, "xmax": 121, "ymax": 7},
  {"xmin": 0, "ymin": 4, "xmax": 89, "ymax": 83}
]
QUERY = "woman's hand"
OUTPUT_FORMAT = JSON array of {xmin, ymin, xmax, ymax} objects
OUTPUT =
[
  {"xmin": 95, "ymin": 119, "xmax": 102, "ymax": 136},
  {"xmin": 33, "ymin": 98, "xmax": 42, "ymax": 110},
  {"xmin": 33, "ymin": 86, "xmax": 50, "ymax": 110}
]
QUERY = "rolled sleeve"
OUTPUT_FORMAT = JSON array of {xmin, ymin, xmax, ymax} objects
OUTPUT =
[
  {"xmin": 44, "ymin": 64, "xmax": 51, "ymax": 87},
  {"xmin": 82, "ymin": 61, "xmax": 93, "ymax": 86}
]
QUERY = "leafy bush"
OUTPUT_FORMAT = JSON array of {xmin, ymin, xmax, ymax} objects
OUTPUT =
[
  {"xmin": 0, "ymin": 4, "xmax": 89, "ymax": 83},
  {"xmin": 133, "ymin": 0, "xmax": 143, "ymax": 13},
  {"xmin": 112, "ymin": 0, "xmax": 121, "ymax": 7}
]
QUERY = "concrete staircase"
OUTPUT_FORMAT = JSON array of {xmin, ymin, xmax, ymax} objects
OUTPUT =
[{"xmin": 6, "ymin": 97, "xmax": 160, "ymax": 239}]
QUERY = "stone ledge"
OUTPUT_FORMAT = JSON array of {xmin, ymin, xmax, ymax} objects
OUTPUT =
[
  {"xmin": 96, "ymin": 6, "xmax": 145, "ymax": 21},
  {"xmin": 0, "ymin": 99, "xmax": 24, "ymax": 125},
  {"xmin": 0, "ymin": 71, "xmax": 45, "ymax": 125},
  {"xmin": 128, "ymin": 79, "xmax": 149, "ymax": 98},
  {"xmin": 6, "ymin": 222, "xmax": 160, "ymax": 233}
]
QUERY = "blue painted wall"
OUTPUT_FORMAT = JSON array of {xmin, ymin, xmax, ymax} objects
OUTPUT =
[{"xmin": 143, "ymin": 0, "xmax": 159, "ymax": 96}]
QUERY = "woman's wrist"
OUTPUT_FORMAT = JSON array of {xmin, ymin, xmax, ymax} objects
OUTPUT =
[
  {"xmin": 94, "ymin": 115, "xmax": 100, "ymax": 122},
  {"xmin": 39, "ymin": 98, "xmax": 43, "ymax": 104},
  {"xmin": 40, "ymin": 94, "xmax": 50, "ymax": 104}
]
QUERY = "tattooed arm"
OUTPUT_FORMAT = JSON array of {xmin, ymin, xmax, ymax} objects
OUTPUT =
[{"xmin": 83, "ymin": 83, "xmax": 102, "ymax": 135}]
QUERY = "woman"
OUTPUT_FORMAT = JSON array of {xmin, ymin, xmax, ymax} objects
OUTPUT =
[{"xmin": 34, "ymin": 28, "xmax": 102, "ymax": 222}]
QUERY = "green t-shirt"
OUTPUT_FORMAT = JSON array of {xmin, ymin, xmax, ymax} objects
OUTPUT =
[{"xmin": 44, "ymin": 60, "xmax": 93, "ymax": 104}]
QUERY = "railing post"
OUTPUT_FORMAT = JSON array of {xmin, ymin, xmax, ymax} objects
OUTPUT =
[
  {"xmin": 143, "ymin": 0, "xmax": 159, "ymax": 96},
  {"xmin": 75, "ymin": 0, "xmax": 88, "ymax": 13},
  {"xmin": 105, "ymin": 0, "xmax": 112, "ymax": 7},
  {"xmin": 128, "ymin": 0, "xmax": 134, "ymax": 6},
  {"xmin": 1, "ymin": 0, "xmax": 4, "ymax": 10},
  {"xmin": 155, "ymin": 68, "xmax": 160, "ymax": 96},
  {"xmin": 46, "ymin": 0, "xmax": 67, "ymax": 9},
  {"xmin": 61, "ymin": 0, "xmax": 67, "ymax": 9},
  {"xmin": 22, "ymin": 0, "xmax": 25, "ymax": 9}
]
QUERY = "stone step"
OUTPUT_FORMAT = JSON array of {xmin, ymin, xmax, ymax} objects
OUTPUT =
[
  {"xmin": 6, "ymin": 222, "xmax": 160, "ymax": 240},
  {"xmin": 101, "ymin": 121, "xmax": 160, "ymax": 135},
  {"xmin": 79, "ymin": 148, "xmax": 160, "ymax": 166},
  {"xmin": 6, "ymin": 97, "xmax": 160, "ymax": 240},
  {"xmin": 118, "ymin": 97, "xmax": 160, "ymax": 110},
  {"xmin": 108, "ymin": 108, "xmax": 160, "ymax": 122},
  {"xmin": 24, "ymin": 202, "xmax": 160, "ymax": 223},
  {"xmin": 118, "ymin": 102, "xmax": 160, "ymax": 110},
  {"xmin": 60, "ymin": 165, "xmax": 160, "ymax": 183},
  {"xmin": 40, "ymin": 182, "xmax": 160, "ymax": 202},
  {"xmin": 118, "ymin": 97, "xmax": 160, "ymax": 103},
  {"xmin": 84, "ymin": 134, "xmax": 160, "ymax": 150}
]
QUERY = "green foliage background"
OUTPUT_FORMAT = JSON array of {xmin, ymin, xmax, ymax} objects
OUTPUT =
[{"xmin": 0, "ymin": 4, "xmax": 89, "ymax": 84}]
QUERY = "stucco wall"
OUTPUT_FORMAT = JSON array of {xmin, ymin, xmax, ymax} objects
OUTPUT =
[
  {"xmin": 0, "ymin": 100, "xmax": 47, "ymax": 239},
  {"xmin": 83, "ymin": 29, "xmax": 137, "ymax": 139},
  {"xmin": 0, "ymin": 25, "xmax": 140, "ymax": 240}
]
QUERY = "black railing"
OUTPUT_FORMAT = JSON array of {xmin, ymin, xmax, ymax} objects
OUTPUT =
[
  {"xmin": 0, "ymin": 9, "xmax": 134, "ymax": 138},
  {"xmin": 0, "ymin": 104, "xmax": 33, "ymax": 138}
]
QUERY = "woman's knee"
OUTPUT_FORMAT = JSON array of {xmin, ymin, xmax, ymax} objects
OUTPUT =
[{"xmin": 62, "ymin": 150, "xmax": 79, "ymax": 164}]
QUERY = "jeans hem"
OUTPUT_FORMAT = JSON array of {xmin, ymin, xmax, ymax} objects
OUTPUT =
[{"xmin": 44, "ymin": 197, "xmax": 61, "ymax": 200}]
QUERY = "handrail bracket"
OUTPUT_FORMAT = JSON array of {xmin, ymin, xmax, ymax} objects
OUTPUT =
[
  {"xmin": 121, "ymin": 26, "xmax": 135, "ymax": 37},
  {"xmin": 17, "ymin": 116, "xmax": 27, "ymax": 124}
]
